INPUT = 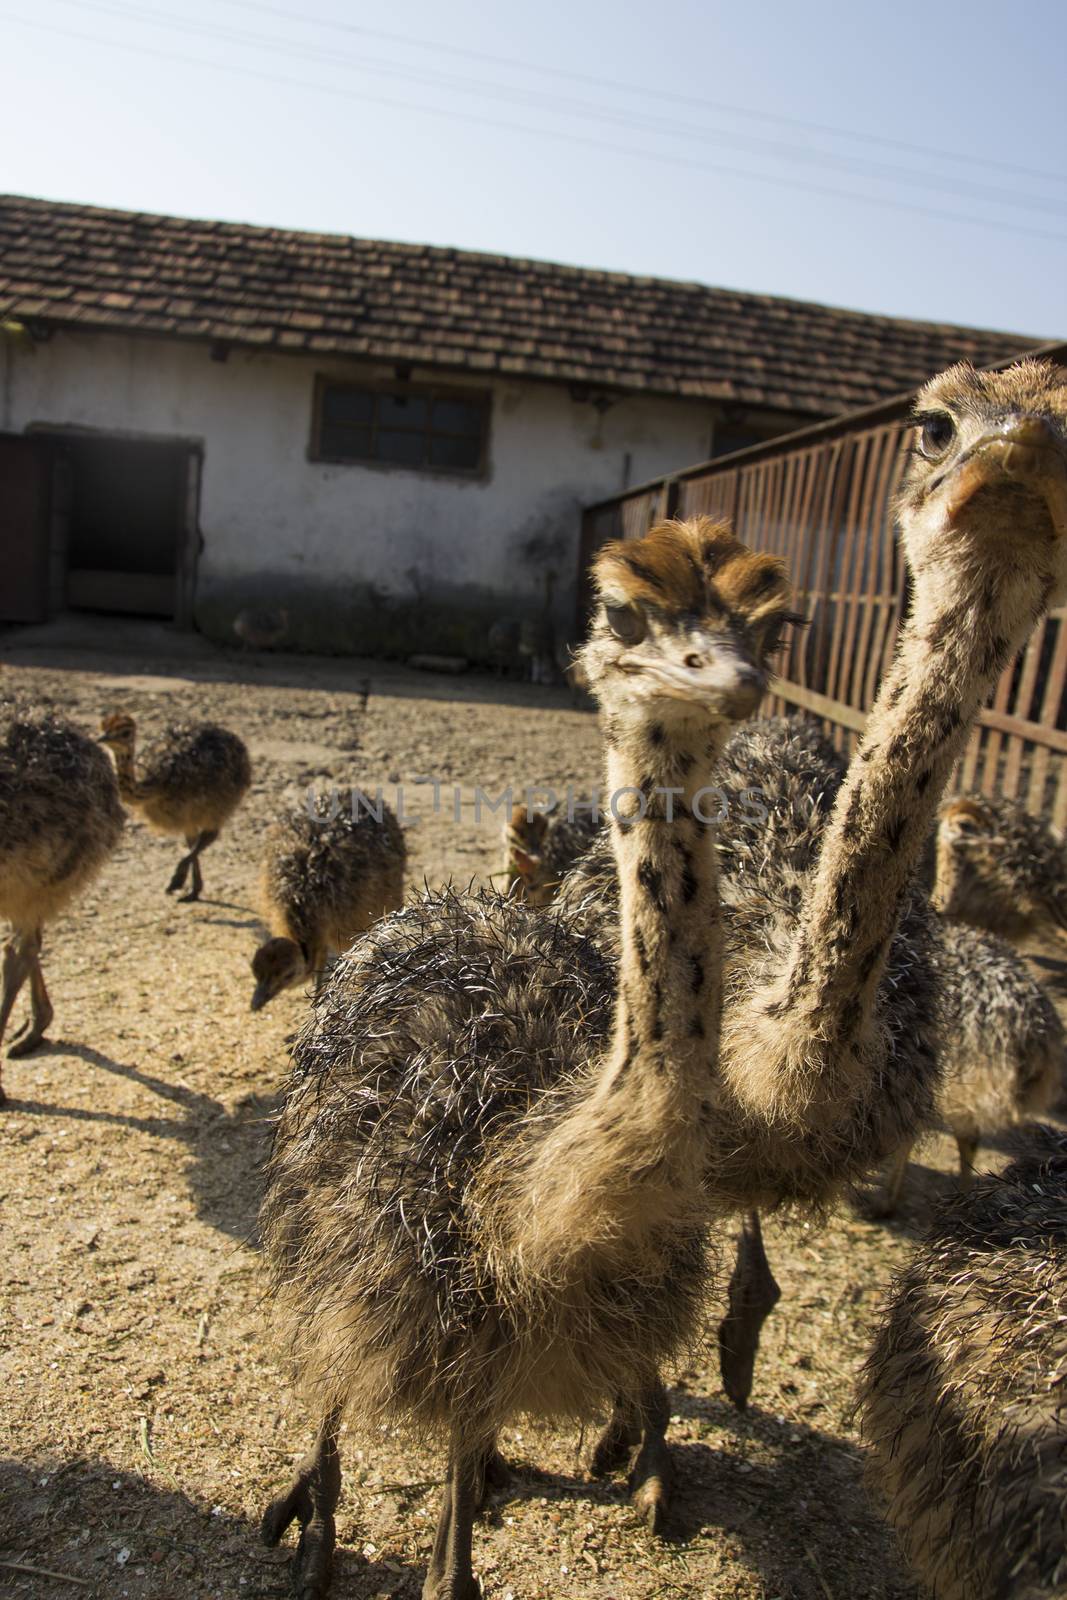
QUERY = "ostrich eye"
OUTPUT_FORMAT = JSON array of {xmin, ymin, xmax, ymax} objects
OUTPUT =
[
  {"xmin": 605, "ymin": 602, "xmax": 647, "ymax": 645},
  {"xmin": 918, "ymin": 412, "xmax": 955, "ymax": 458}
]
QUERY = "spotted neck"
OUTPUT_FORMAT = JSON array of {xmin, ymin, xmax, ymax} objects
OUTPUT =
[
  {"xmin": 726, "ymin": 540, "xmax": 1051, "ymax": 1117},
  {"xmin": 488, "ymin": 708, "xmax": 732, "ymax": 1281}
]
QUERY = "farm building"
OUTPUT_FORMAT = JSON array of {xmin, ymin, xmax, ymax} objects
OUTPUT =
[{"xmin": 0, "ymin": 191, "xmax": 1044, "ymax": 658}]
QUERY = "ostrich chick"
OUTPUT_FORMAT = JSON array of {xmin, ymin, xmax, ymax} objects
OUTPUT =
[
  {"xmin": 260, "ymin": 519, "xmax": 794, "ymax": 1600},
  {"xmin": 501, "ymin": 797, "xmax": 599, "ymax": 906},
  {"xmin": 875, "ymin": 919, "xmax": 1063, "ymax": 1214},
  {"xmin": 251, "ymin": 793, "xmax": 406, "ymax": 1010},
  {"xmin": 934, "ymin": 793, "xmax": 1067, "ymax": 948},
  {"xmin": 0, "ymin": 706, "xmax": 124, "ymax": 1093},
  {"xmin": 861, "ymin": 1123, "xmax": 1067, "ymax": 1600},
  {"xmin": 99, "ymin": 712, "xmax": 251, "ymax": 902}
]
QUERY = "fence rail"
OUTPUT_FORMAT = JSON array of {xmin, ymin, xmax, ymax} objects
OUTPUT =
[{"xmin": 577, "ymin": 342, "xmax": 1067, "ymax": 825}]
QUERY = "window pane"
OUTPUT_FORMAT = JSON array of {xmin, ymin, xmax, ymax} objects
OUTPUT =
[
  {"xmin": 378, "ymin": 392, "xmax": 428, "ymax": 428},
  {"xmin": 320, "ymin": 422, "xmax": 372, "ymax": 459},
  {"xmin": 432, "ymin": 397, "xmax": 484, "ymax": 435},
  {"xmin": 429, "ymin": 434, "xmax": 482, "ymax": 470},
  {"xmin": 376, "ymin": 429, "xmax": 427, "ymax": 466},
  {"xmin": 322, "ymin": 387, "xmax": 372, "ymax": 425}
]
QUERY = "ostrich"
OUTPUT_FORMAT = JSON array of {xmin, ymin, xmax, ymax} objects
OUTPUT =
[
  {"xmin": 251, "ymin": 792, "xmax": 406, "ymax": 1010},
  {"xmin": 262, "ymin": 359, "xmax": 1067, "ymax": 1595},
  {"xmin": 557, "ymin": 364, "xmax": 1067, "ymax": 1404},
  {"xmin": 557, "ymin": 713, "xmax": 848, "ymax": 1407},
  {"xmin": 860, "ymin": 1122, "xmax": 1067, "ymax": 1600},
  {"xmin": 874, "ymin": 917, "xmax": 1063, "ymax": 1214},
  {"xmin": 98, "ymin": 713, "xmax": 251, "ymax": 902},
  {"xmin": 0, "ymin": 705, "xmax": 124, "ymax": 1094},
  {"xmin": 260, "ymin": 517, "xmax": 797, "ymax": 1599},
  {"xmin": 934, "ymin": 792, "xmax": 1067, "ymax": 948},
  {"xmin": 501, "ymin": 796, "xmax": 599, "ymax": 906}
]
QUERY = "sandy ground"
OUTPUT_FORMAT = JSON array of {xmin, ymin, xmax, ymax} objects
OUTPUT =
[{"xmin": 2, "ymin": 624, "xmax": 1064, "ymax": 1600}]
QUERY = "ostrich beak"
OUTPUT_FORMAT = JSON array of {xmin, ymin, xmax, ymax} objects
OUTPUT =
[
  {"xmin": 250, "ymin": 982, "xmax": 271, "ymax": 1012},
  {"xmin": 944, "ymin": 416, "xmax": 1067, "ymax": 537}
]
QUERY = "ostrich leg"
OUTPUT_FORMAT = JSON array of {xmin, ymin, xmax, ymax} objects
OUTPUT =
[
  {"xmin": 870, "ymin": 1141, "xmax": 913, "ymax": 1219},
  {"xmin": 261, "ymin": 1408, "xmax": 341, "ymax": 1600},
  {"xmin": 177, "ymin": 832, "xmax": 219, "ymax": 908},
  {"xmin": 589, "ymin": 1396, "xmax": 640, "ymax": 1477},
  {"xmin": 589, "ymin": 1377, "xmax": 672, "ymax": 1532},
  {"xmin": 718, "ymin": 1210, "xmax": 781, "ymax": 1410},
  {"xmin": 166, "ymin": 836, "xmax": 196, "ymax": 896},
  {"xmin": 628, "ymin": 1378, "xmax": 672, "ymax": 1533},
  {"xmin": 424, "ymin": 1428, "xmax": 483, "ymax": 1600},
  {"xmin": 956, "ymin": 1135, "xmax": 979, "ymax": 1190},
  {"xmin": 8, "ymin": 929, "xmax": 54, "ymax": 1058},
  {"xmin": 0, "ymin": 934, "xmax": 35, "ymax": 1091}
]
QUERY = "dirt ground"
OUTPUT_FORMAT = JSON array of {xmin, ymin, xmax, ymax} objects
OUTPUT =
[{"xmin": 2, "ymin": 624, "xmax": 1064, "ymax": 1600}]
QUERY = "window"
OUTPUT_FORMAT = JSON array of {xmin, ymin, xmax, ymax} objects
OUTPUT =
[{"xmin": 311, "ymin": 378, "xmax": 490, "ymax": 475}]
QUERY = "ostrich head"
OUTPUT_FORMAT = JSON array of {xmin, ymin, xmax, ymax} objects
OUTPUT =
[
  {"xmin": 580, "ymin": 516, "xmax": 796, "ymax": 732},
  {"xmin": 250, "ymin": 936, "xmax": 310, "ymax": 1011},
  {"xmin": 98, "ymin": 711, "xmax": 138, "ymax": 753},
  {"xmin": 897, "ymin": 359, "xmax": 1067, "ymax": 609}
]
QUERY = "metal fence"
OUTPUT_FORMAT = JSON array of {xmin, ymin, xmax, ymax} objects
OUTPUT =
[{"xmin": 578, "ymin": 342, "xmax": 1067, "ymax": 826}]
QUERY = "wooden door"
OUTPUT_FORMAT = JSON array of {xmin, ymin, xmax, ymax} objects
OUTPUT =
[{"xmin": 0, "ymin": 433, "xmax": 51, "ymax": 622}]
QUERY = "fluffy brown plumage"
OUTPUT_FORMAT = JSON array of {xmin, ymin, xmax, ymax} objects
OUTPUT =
[
  {"xmin": 935, "ymin": 793, "xmax": 1067, "ymax": 947},
  {"xmin": 860, "ymin": 1123, "xmax": 1067, "ymax": 1600},
  {"xmin": 877, "ymin": 918, "xmax": 1064, "ymax": 1212},
  {"xmin": 260, "ymin": 517, "xmax": 796, "ymax": 1598},
  {"xmin": 251, "ymin": 792, "xmax": 406, "ymax": 1009},
  {"xmin": 99, "ymin": 712, "xmax": 251, "ymax": 901},
  {"xmin": 0, "ymin": 705, "xmax": 124, "ymax": 1086}
]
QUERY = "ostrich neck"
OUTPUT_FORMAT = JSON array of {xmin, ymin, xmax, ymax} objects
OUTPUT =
[
  {"xmin": 770, "ymin": 550, "xmax": 1044, "ymax": 1039},
  {"xmin": 488, "ymin": 710, "xmax": 731, "ymax": 1281},
  {"xmin": 109, "ymin": 742, "xmax": 141, "ymax": 802},
  {"xmin": 600, "ymin": 731, "xmax": 725, "ymax": 1097}
]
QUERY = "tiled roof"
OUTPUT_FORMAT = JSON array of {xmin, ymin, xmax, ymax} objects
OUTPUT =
[{"xmin": 0, "ymin": 192, "xmax": 1045, "ymax": 418}]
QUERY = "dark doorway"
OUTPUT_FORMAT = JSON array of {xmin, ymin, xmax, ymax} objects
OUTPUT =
[
  {"xmin": 0, "ymin": 433, "xmax": 52, "ymax": 622},
  {"xmin": 45, "ymin": 433, "xmax": 195, "ymax": 620}
]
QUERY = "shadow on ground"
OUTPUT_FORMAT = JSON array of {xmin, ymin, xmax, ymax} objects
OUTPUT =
[{"xmin": 6, "ymin": 1042, "xmax": 274, "ymax": 1246}]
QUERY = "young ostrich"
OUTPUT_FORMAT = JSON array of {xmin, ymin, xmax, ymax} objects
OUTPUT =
[
  {"xmin": 99, "ymin": 712, "xmax": 251, "ymax": 902},
  {"xmin": 860, "ymin": 1122, "xmax": 1067, "ymax": 1600},
  {"xmin": 557, "ymin": 713, "xmax": 848, "ymax": 1407},
  {"xmin": 0, "ymin": 707, "xmax": 124, "ymax": 1095},
  {"xmin": 262, "ymin": 360, "xmax": 1067, "ymax": 1594},
  {"xmin": 501, "ymin": 797, "xmax": 599, "ymax": 906},
  {"xmin": 251, "ymin": 793, "xmax": 406, "ymax": 1010},
  {"xmin": 556, "ymin": 365, "xmax": 1067, "ymax": 1404},
  {"xmin": 874, "ymin": 917, "xmax": 1063, "ymax": 1215},
  {"xmin": 934, "ymin": 792, "xmax": 1067, "ymax": 947},
  {"xmin": 260, "ymin": 518, "xmax": 795, "ymax": 1600}
]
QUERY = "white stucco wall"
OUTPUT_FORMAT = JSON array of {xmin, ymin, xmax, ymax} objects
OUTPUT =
[{"xmin": 1, "ymin": 328, "xmax": 716, "ymax": 651}]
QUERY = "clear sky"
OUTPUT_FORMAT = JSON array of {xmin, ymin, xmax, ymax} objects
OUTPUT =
[{"xmin": 3, "ymin": 0, "xmax": 1066, "ymax": 337}]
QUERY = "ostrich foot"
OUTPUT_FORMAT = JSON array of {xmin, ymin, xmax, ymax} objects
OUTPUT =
[
  {"xmin": 588, "ymin": 1402, "xmax": 639, "ymax": 1477},
  {"xmin": 718, "ymin": 1210, "xmax": 780, "ymax": 1410},
  {"xmin": 629, "ymin": 1433, "xmax": 672, "ymax": 1535},
  {"xmin": 7, "ymin": 1022, "xmax": 49, "ymax": 1058},
  {"xmin": 262, "ymin": 1420, "xmax": 341, "ymax": 1600},
  {"xmin": 166, "ymin": 860, "xmax": 190, "ymax": 895},
  {"xmin": 177, "ymin": 887, "xmax": 202, "ymax": 903}
]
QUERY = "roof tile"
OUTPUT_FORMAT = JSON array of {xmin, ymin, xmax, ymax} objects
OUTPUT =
[{"xmin": 0, "ymin": 193, "xmax": 1044, "ymax": 415}]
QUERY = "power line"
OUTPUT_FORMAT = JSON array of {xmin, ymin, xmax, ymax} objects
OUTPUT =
[
  {"xmin": 45, "ymin": 0, "xmax": 1067, "ymax": 220},
  {"xmin": 207, "ymin": 0, "xmax": 1067, "ymax": 189},
  {"xmin": 8, "ymin": 9, "xmax": 1067, "ymax": 250}
]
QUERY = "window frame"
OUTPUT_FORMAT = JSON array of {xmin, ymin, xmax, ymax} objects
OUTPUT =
[{"xmin": 309, "ymin": 375, "xmax": 492, "ymax": 478}]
